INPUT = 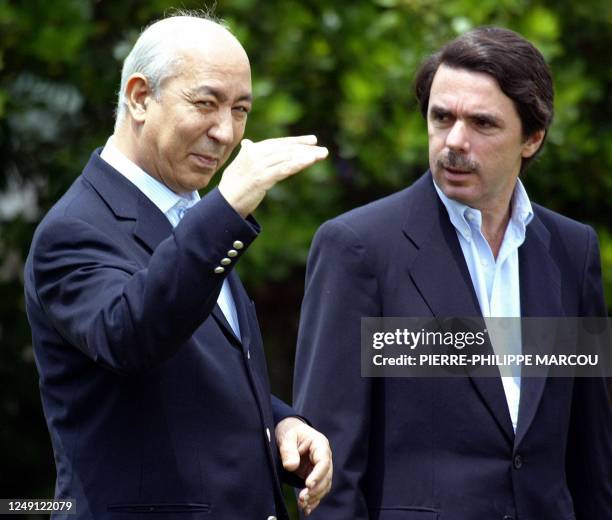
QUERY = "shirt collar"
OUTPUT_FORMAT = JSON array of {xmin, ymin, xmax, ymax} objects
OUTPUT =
[
  {"xmin": 100, "ymin": 136, "xmax": 199, "ymax": 216},
  {"xmin": 433, "ymin": 176, "xmax": 533, "ymax": 242}
]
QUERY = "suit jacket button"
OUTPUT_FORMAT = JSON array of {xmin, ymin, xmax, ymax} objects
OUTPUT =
[
  {"xmin": 503, "ymin": 516, "xmax": 514, "ymax": 520},
  {"xmin": 233, "ymin": 240, "xmax": 244, "ymax": 249},
  {"xmin": 266, "ymin": 427, "xmax": 271, "ymax": 442},
  {"xmin": 220, "ymin": 257, "xmax": 231, "ymax": 266},
  {"xmin": 513, "ymin": 454, "xmax": 523, "ymax": 469},
  {"xmin": 214, "ymin": 266, "xmax": 225, "ymax": 274},
  {"xmin": 267, "ymin": 517, "xmax": 277, "ymax": 520},
  {"xmin": 227, "ymin": 249, "xmax": 238, "ymax": 258}
]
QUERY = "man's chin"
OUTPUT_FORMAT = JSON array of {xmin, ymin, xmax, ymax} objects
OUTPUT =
[
  {"xmin": 166, "ymin": 172, "xmax": 215, "ymax": 195},
  {"xmin": 436, "ymin": 178, "xmax": 479, "ymax": 206}
]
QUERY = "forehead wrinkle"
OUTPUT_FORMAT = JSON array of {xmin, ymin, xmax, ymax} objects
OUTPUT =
[{"xmin": 431, "ymin": 70, "xmax": 512, "ymax": 121}]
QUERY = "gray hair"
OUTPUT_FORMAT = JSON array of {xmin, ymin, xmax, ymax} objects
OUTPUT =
[{"xmin": 114, "ymin": 11, "xmax": 225, "ymax": 131}]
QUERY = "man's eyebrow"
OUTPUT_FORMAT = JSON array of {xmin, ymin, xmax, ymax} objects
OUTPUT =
[
  {"xmin": 190, "ymin": 85, "xmax": 253, "ymax": 104},
  {"xmin": 429, "ymin": 105, "xmax": 453, "ymax": 117},
  {"xmin": 468, "ymin": 112, "xmax": 502, "ymax": 126},
  {"xmin": 429, "ymin": 104, "xmax": 502, "ymax": 126}
]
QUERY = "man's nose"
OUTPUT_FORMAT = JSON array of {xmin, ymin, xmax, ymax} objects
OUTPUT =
[
  {"xmin": 207, "ymin": 110, "xmax": 234, "ymax": 145},
  {"xmin": 445, "ymin": 120, "xmax": 470, "ymax": 152}
]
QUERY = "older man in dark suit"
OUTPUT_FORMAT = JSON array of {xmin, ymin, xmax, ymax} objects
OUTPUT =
[
  {"xmin": 25, "ymin": 13, "xmax": 331, "ymax": 520},
  {"xmin": 294, "ymin": 27, "xmax": 611, "ymax": 520}
]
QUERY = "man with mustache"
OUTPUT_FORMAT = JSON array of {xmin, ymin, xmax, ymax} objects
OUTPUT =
[
  {"xmin": 24, "ymin": 13, "xmax": 332, "ymax": 519},
  {"xmin": 294, "ymin": 27, "xmax": 611, "ymax": 519}
]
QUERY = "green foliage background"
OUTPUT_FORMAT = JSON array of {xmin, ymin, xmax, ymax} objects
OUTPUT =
[{"xmin": 1, "ymin": 0, "xmax": 610, "ymax": 517}]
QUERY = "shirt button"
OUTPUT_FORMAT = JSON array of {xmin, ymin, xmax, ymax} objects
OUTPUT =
[
  {"xmin": 466, "ymin": 213, "xmax": 474, "ymax": 221},
  {"xmin": 513, "ymin": 454, "xmax": 523, "ymax": 469},
  {"xmin": 233, "ymin": 240, "xmax": 244, "ymax": 249}
]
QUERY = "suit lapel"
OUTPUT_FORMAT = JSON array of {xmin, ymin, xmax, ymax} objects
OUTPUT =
[
  {"xmin": 83, "ymin": 149, "xmax": 173, "ymax": 253},
  {"xmin": 209, "ymin": 272, "xmax": 252, "ymax": 349},
  {"xmin": 403, "ymin": 173, "xmax": 514, "ymax": 444},
  {"xmin": 403, "ymin": 177, "xmax": 481, "ymax": 318},
  {"xmin": 519, "ymin": 214, "xmax": 561, "ymax": 318},
  {"xmin": 211, "ymin": 303, "xmax": 242, "ymax": 346},
  {"xmin": 227, "ymin": 271, "xmax": 253, "ymax": 348},
  {"xmin": 132, "ymin": 194, "xmax": 173, "ymax": 252},
  {"xmin": 514, "ymin": 213, "xmax": 562, "ymax": 447}
]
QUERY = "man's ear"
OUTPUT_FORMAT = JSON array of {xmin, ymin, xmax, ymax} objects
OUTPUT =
[
  {"xmin": 124, "ymin": 74, "xmax": 154, "ymax": 124},
  {"xmin": 521, "ymin": 129, "xmax": 546, "ymax": 159}
]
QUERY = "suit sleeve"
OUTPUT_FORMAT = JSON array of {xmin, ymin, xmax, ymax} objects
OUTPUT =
[
  {"xmin": 293, "ymin": 219, "xmax": 379, "ymax": 519},
  {"xmin": 566, "ymin": 225, "xmax": 612, "ymax": 518},
  {"xmin": 29, "ymin": 187, "xmax": 258, "ymax": 374}
]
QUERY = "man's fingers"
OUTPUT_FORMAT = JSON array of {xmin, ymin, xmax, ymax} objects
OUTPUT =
[
  {"xmin": 256, "ymin": 145, "xmax": 328, "ymax": 169},
  {"xmin": 253, "ymin": 143, "xmax": 328, "ymax": 168},
  {"xmin": 306, "ymin": 468, "xmax": 332, "ymax": 502},
  {"xmin": 304, "ymin": 498, "xmax": 321, "ymax": 516},
  {"xmin": 258, "ymin": 134, "xmax": 318, "ymax": 147},
  {"xmin": 278, "ymin": 428, "xmax": 301, "ymax": 471},
  {"xmin": 298, "ymin": 434, "xmax": 332, "ymax": 511},
  {"xmin": 305, "ymin": 438, "xmax": 332, "ymax": 486},
  {"xmin": 247, "ymin": 135, "xmax": 320, "ymax": 157},
  {"xmin": 267, "ymin": 147, "xmax": 328, "ymax": 181}
]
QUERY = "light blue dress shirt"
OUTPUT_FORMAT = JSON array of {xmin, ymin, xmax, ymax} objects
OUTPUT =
[
  {"xmin": 434, "ymin": 178, "xmax": 534, "ymax": 431},
  {"xmin": 100, "ymin": 137, "xmax": 241, "ymax": 339}
]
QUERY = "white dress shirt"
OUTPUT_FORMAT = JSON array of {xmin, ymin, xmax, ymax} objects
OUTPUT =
[
  {"xmin": 100, "ymin": 137, "xmax": 241, "ymax": 339},
  {"xmin": 434, "ymin": 178, "xmax": 534, "ymax": 431}
]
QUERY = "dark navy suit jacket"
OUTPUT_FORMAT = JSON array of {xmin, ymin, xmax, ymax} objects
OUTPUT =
[
  {"xmin": 294, "ymin": 173, "xmax": 611, "ymax": 520},
  {"xmin": 25, "ymin": 150, "xmax": 297, "ymax": 519}
]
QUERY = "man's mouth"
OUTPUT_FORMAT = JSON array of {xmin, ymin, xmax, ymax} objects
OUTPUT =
[
  {"xmin": 190, "ymin": 153, "xmax": 219, "ymax": 169},
  {"xmin": 443, "ymin": 166, "xmax": 472, "ymax": 175}
]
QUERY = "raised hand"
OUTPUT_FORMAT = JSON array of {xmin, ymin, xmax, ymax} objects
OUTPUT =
[{"xmin": 218, "ymin": 135, "xmax": 328, "ymax": 217}]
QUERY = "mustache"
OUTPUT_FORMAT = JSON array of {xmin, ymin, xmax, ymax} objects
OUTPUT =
[{"xmin": 436, "ymin": 150, "xmax": 478, "ymax": 173}]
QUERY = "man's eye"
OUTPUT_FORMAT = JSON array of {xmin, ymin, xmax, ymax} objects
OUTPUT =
[
  {"xmin": 232, "ymin": 106, "xmax": 250, "ymax": 117},
  {"xmin": 196, "ymin": 100, "xmax": 215, "ymax": 108},
  {"xmin": 432, "ymin": 112, "xmax": 449, "ymax": 123},
  {"xmin": 474, "ymin": 118, "xmax": 494, "ymax": 129}
]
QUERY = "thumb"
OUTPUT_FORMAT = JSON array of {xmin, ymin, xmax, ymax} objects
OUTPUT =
[{"xmin": 278, "ymin": 428, "xmax": 301, "ymax": 471}]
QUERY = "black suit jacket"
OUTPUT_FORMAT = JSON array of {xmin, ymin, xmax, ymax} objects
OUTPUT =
[
  {"xmin": 294, "ymin": 172, "xmax": 611, "ymax": 519},
  {"xmin": 25, "ymin": 150, "xmax": 296, "ymax": 519}
]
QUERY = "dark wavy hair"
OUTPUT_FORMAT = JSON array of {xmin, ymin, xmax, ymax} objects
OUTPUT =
[{"xmin": 415, "ymin": 27, "xmax": 554, "ymax": 171}]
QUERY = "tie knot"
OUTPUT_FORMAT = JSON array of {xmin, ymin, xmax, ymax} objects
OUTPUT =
[{"xmin": 177, "ymin": 205, "xmax": 189, "ymax": 221}]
